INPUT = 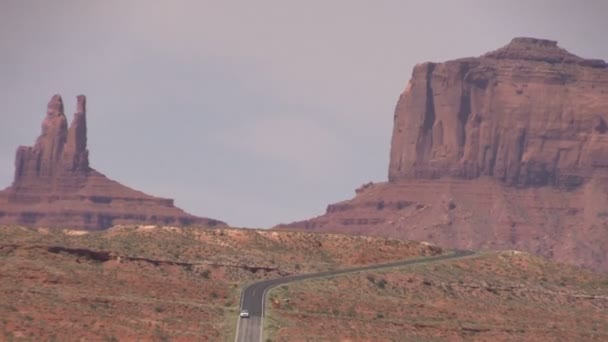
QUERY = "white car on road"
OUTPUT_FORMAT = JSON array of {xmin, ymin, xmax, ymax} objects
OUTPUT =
[{"xmin": 239, "ymin": 310, "xmax": 250, "ymax": 318}]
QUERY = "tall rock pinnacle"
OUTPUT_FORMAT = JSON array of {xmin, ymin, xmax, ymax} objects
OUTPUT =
[
  {"xmin": 37, "ymin": 95, "xmax": 68, "ymax": 178},
  {"xmin": 1, "ymin": 94, "xmax": 225, "ymax": 230},
  {"xmin": 14, "ymin": 95, "xmax": 87, "ymax": 190},
  {"xmin": 63, "ymin": 94, "xmax": 89, "ymax": 173}
]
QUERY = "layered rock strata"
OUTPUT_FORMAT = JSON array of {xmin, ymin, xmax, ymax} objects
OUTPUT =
[
  {"xmin": 279, "ymin": 38, "xmax": 608, "ymax": 272},
  {"xmin": 389, "ymin": 37, "xmax": 608, "ymax": 187}
]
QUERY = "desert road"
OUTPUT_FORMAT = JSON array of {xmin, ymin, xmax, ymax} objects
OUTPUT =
[{"xmin": 234, "ymin": 249, "xmax": 476, "ymax": 342}]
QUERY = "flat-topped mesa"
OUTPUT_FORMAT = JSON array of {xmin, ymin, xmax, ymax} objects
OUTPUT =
[
  {"xmin": 388, "ymin": 38, "xmax": 608, "ymax": 188},
  {"xmin": 483, "ymin": 37, "xmax": 608, "ymax": 67},
  {"xmin": 1, "ymin": 94, "xmax": 225, "ymax": 229},
  {"xmin": 278, "ymin": 38, "xmax": 608, "ymax": 273}
]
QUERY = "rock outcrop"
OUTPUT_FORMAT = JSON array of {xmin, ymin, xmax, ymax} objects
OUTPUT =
[
  {"xmin": 0, "ymin": 95, "xmax": 224, "ymax": 230},
  {"xmin": 389, "ymin": 37, "xmax": 608, "ymax": 187},
  {"xmin": 278, "ymin": 38, "xmax": 608, "ymax": 272}
]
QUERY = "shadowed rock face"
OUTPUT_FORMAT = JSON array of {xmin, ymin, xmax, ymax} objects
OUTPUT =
[
  {"xmin": 1, "ymin": 95, "xmax": 225, "ymax": 230},
  {"xmin": 278, "ymin": 38, "xmax": 608, "ymax": 273}
]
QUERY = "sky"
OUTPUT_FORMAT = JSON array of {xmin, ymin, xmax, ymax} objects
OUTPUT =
[{"xmin": 1, "ymin": 1, "xmax": 607, "ymax": 227}]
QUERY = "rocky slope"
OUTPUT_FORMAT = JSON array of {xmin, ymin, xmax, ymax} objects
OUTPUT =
[
  {"xmin": 265, "ymin": 251, "xmax": 608, "ymax": 341},
  {"xmin": 0, "ymin": 95, "xmax": 223, "ymax": 230},
  {"xmin": 278, "ymin": 38, "xmax": 608, "ymax": 273},
  {"xmin": 0, "ymin": 225, "xmax": 439, "ymax": 340}
]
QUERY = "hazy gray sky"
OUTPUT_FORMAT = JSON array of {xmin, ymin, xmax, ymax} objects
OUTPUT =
[{"xmin": 1, "ymin": 1, "xmax": 607, "ymax": 227}]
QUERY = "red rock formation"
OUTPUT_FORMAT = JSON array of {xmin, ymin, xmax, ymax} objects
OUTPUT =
[
  {"xmin": 1, "ymin": 95, "xmax": 224, "ymax": 230},
  {"xmin": 278, "ymin": 38, "xmax": 608, "ymax": 272},
  {"xmin": 389, "ymin": 37, "xmax": 608, "ymax": 187}
]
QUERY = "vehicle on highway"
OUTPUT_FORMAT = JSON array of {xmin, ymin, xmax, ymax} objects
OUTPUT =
[{"xmin": 239, "ymin": 310, "xmax": 250, "ymax": 318}]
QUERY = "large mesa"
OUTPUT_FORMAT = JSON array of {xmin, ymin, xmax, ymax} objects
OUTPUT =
[
  {"xmin": 279, "ymin": 38, "xmax": 608, "ymax": 272},
  {"xmin": 388, "ymin": 37, "xmax": 608, "ymax": 187}
]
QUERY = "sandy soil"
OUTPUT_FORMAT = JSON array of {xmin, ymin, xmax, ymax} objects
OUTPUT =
[
  {"xmin": 0, "ymin": 225, "xmax": 439, "ymax": 340},
  {"xmin": 265, "ymin": 251, "xmax": 608, "ymax": 341}
]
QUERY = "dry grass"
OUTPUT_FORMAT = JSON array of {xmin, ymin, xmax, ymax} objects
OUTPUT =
[
  {"xmin": 0, "ymin": 225, "xmax": 438, "ymax": 340},
  {"xmin": 265, "ymin": 251, "xmax": 608, "ymax": 341}
]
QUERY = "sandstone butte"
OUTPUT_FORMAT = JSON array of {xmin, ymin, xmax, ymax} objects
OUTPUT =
[
  {"xmin": 0, "ymin": 95, "xmax": 224, "ymax": 230},
  {"xmin": 278, "ymin": 37, "xmax": 608, "ymax": 273}
]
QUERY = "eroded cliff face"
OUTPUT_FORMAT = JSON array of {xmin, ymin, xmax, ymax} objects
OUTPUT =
[
  {"xmin": 278, "ymin": 38, "xmax": 608, "ymax": 272},
  {"xmin": 389, "ymin": 38, "xmax": 608, "ymax": 187},
  {"xmin": 1, "ymin": 95, "xmax": 224, "ymax": 230}
]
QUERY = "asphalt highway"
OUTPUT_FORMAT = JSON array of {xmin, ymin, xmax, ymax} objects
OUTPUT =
[{"xmin": 234, "ymin": 250, "xmax": 476, "ymax": 342}]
